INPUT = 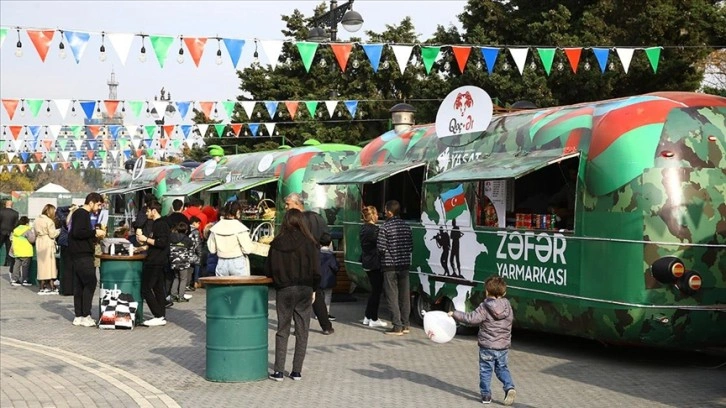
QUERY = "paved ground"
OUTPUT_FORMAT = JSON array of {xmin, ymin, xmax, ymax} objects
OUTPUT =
[{"xmin": 1, "ymin": 266, "xmax": 725, "ymax": 408}]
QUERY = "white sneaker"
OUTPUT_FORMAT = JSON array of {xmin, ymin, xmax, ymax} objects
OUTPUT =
[
  {"xmin": 38, "ymin": 289, "xmax": 50, "ymax": 296},
  {"xmin": 183, "ymin": 294, "xmax": 192, "ymax": 300},
  {"xmin": 369, "ymin": 319, "xmax": 388, "ymax": 328},
  {"xmin": 362, "ymin": 317, "xmax": 370, "ymax": 325},
  {"xmin": 72, "ymin": 317, "xmax": 83, "ymax": 326},
  {"xmin": 143, "ymin": 317, "xmax": 167, "ymax": 327},
  {"xmin": 81, "ymin": 316, "xmax": 96, "ymax": 327}
]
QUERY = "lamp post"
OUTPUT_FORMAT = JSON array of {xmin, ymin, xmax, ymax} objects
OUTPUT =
[{"xmin": 308, "ymin": 0, "xmax": 364, "ymax": 42}]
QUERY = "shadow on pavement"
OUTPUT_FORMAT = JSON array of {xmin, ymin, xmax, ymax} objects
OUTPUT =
[{"xmin": 147, "ymin": 308, "xmax": 206, "ymax": 376}]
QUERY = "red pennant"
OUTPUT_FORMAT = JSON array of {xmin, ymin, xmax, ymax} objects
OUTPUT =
[
  {"xmin": 103, "ymin": 139, "xmax": 113, "ymax": 149},
  {"xmin": 564, "ymin": 48, "xmax": 582, "ymax": 73},
  {"xmin": 330, "ymin": 43, "xmax": 353, "ymax": 72},
  {"xmin": 199, "ymin": 101, "xmax": 214, "ymax": 119},
  {"xmin": 17, "ymin": 164, "xmax": 27, "ymax": 172},
  {"xmin": 9, "ymin": 126, "xmax": 23, "ymax": 140},
  {"xmin": 136, "ymin": 149, "xmax": 144, "ymax": 157},
  {"xmin": 86, "ymin": 150, "xmax": 95, "ymax": 160},
  {"xmin": 43, "ymin": 139, "xmax": 54, "ymax": 150},
  {"xmin": 27, "ymin": 30, "xmax": 56, "ymax": 62},
  {"xmin": 285, "ymin": 101, "xmax": 299, "ymax": 119},
  {"xmin": 104, "ymin": 100, "xmax": 120, "ymax": 117},
  {"xmin": 183, "ymin": 37, "xmax": 208, "ymax": 67},
  {"xmin": 2, "ymin": 99, "xmax": 19, "ymax": 120},
  {"xmin": 61, "ymin": 162, "xmax": 70, "ymax": 169},
  {"xmin": 34, "ymin": 152, "xmax": 44, "ymax": 162},
  {"xmin": 87, "ymin": 125, "xmax": 101, "ymax": 138},
  {"xmin": 451, "ymin": 46, "xmax": 472, "ymax": 73},
  {"xmin": 163, "ymin": 125, "xmax": 175, "ymax": 137},
  {"xmin": 159, "ymin": 138, "xmax": 169, "ymax": 148},
  {"xmin": 230, "ymin": 124, "xmax": 243, "ymax": 136}
]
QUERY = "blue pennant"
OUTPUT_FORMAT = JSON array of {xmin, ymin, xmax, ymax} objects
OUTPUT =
[
  {"xmin": 87, "ymin": 140, "xmax": 97, "ymax": 151},
  {"xmin": 123, "ymin": 150, "xmax": 132, "ymax": 159},
  {"xmin": 20, "ymin": 152, "xmax": 30, "ymax": 163},
  {"xmin": 180, "ymin": 124, "xmax": 192, "ymax": 138},
  {"xmin": 79, "ymin": 100, "xmax": 97, "ymax": 120},
  {"xmin": 109, "ymin": 125, "xmax": 122, "ymax": 140},
  {"xmin": 51, "ymin": 163, "xmax": 60, "ymax": 171},
  {"xmin": 592, "ymin": 48, "xmax": 609, "ymax": 74},
  {"xmin": 344, "ymin": 100, "xmax": 358, "ymax": 118},
  {"xmin": 223, "ymin": 38, "xmax": 245, "ymax": 68},
  {"xmin": 28, "ymin": 125, "xmax": 42, "ymax": 139},
  {"xmin": 481, "ymin": 47, "xmax": 500, "ymax": 75},
  {"xmin": 362, "ymin": 44, "xmax": 383, "ymax": 73},
  {"xmin": 248, "ymin": 123, "xmax": 259, "ymax": 137},
  {"xmin": 93, "ymin": 159, "xmax": 103, "ymax": 168},
  {"xmin": 176, "ymin": 101, "xmax": 191, "ymax": 119},
  {"xmin": 265, "ymin": 101, "xmax": 278, "ymax": 119},
  {"xmin": 74, "ymin": 151, "xmax": 83, "ymax": 160}
]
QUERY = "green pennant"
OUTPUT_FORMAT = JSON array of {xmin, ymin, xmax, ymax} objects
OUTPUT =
[
  {"xmin": 28, "ymin": 163, "xmax": 37, "ymax": 172},
  {"xmin": 421, "ymin": 46, "xmax": 441, "ymax": 74},
  {"xmin": 172, "ymin": 140, "xmax": 181, "ymax": 149},
  {"xmin": 145, "ymin": 125, "xmax": 158, "ymax": 138},
  {"xmin": 0, "ymin": 28, "xmax": 7, "ymax": 47},
  {"xmin": 0, "ymin": 141, "xmax": 5, "ymax": 150},
  {"xmin": 146, "ymin": 148, "xmax": 155, "ymax": 158},
  {"xmin": 537, "ymin": 48, "xmax": 556, "ymax": 76},
  {"xmin": 128, "ymin": 100, "xmax": 144, "ymax": 118},
  {"xmin": 305, "ymin": 101, "xmax": 318, "ymax": 118},
  {"xmin": 149, "ymin": 35, "xmax": 174, "ymax": 68},
  {"xmin": 57, "ymin": 139, "xmax": 68, "ymax": 150},
  {"xmin": 644, "ymin": 47, "xmax": 661, "ymax": 73},
  {"xmin": 72, "ymin": 161, "xmax": 80, "ymax": 169},
  {"xmin": 118, "ymin": 139, "xmax": 129, "ymax": 149},
  {"xmin": 214, "ymin": 124, "xmax": 226, "ymax": 137},
  {"xmin": 70, "ymin": 125, "xmax": 83, "ymax": 138},
  {"xmin": 47, "ymin": 151, "xmax": 57, "ymax": 161},
  {"xmin": 26, "ymin": 99, "xmax": 44, "ymax": 118},
  {"xmin": 98, "ymin": 150, "xmax": 107, "ymax": 160},
  {"xmin": 296, "ymin": 42, "xmax": 319, "ymax": 73},
  {"xmin": 222, "ymin": 101, "xmax": 236, "ymax": 119}
]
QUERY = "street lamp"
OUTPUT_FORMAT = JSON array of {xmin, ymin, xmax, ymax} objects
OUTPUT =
[{"xmin": 308, "ymin": 0, "xmax": 364, "ymax": 42}]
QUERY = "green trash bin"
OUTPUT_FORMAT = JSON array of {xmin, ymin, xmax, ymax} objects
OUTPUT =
[
  {"xmin": 97, "ymin": 254, "xmax": 146, "ymax": 324},
  {"xmin": 200, "ymin": 276, "xmax": 273, "ymax": 382}
]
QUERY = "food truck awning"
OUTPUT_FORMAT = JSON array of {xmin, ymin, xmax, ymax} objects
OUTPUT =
[
  {"xmin": 162, "ymin": 180, "xmax": 221, "ymax": 197},
  {"xmin": 425, "ymin": 151, "xmax": 580, "ymax": 183},
  {"xmin": 207, "ymin": 177, "xmax": 279, "ymax": 193},
  {"xmin": 317, "ymin": 162, "xmax": 426, "ymax": 185},
  {"xmin": 103, "ymin": 183, "xmax": 155, "ymax": 195}
]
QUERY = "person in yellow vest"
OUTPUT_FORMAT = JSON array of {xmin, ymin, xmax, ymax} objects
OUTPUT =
[{"xmin": 10, "ymin": 217, "xmax": 35, "ymax": 287}]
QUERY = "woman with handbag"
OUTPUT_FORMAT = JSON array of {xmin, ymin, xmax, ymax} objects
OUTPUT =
[
  {"xmin": 360, "ymin": 206, "xmax": 387, "ymax": 328},
  {"xmin": 34, "ymin": 204, "xmax": 61, "ymax": 295}
]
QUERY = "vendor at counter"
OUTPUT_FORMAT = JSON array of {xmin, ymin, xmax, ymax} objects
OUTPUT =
[{"xmin": 548, "ymin": 165, "xmax": 577, "ymax": 230}]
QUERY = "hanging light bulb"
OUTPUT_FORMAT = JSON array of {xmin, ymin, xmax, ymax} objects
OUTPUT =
[
  {"xmin": 99, "ymin": 32, "xmax": 107, "ymax": 62},
  {"xmin": 216, "ymin": 48, "xmax": 223, "ymax": 65},
  {"xmin": 177, "ymin": 38, "xmax": 185, "ymax": 64},
  {"xmin": 20, "ymin": 102, "xmax": 25, "ymax": 117},
  {"xmin": 320, "ymin": 58, "xmax": 327, "ymax": 67},
  {"xmin": 584, "ymin": 61, "xmax": 591, "ymax": 71},
  {"xmin": 71, "ymin": 105, "xmax": 77, "ymax": 117},
  {"xmin": 46, "ymin": 103, "xmax": 52, "ymax": 117},
  {"xmin": 252, "ymin": 39, "xmax": 260, "ymax": 67},
  {"xmin": 352, "ymin": 59, "xmax": 359, "ymax": 69},
  {"xmin": 15, "ymin": 28, "xmax": 23, "ymax": 57},
  {"xmin": 502, "ymin": 62, "xmax": 510, "ymax": 71},
  {"xmin": 382, "ymin": 60, "xmax": 390, "ymax": 70},
  {"xmin": 139, "ymin": 36, "xmax": 147, "ymax": 63},
  {"xmin": 121, "ymin": 102, "xmax": 126, "ymax": 113},
  {"xmin": 476, "ymin": 61, "xmax": 482, "ymax": 70},
  {"xmin": 556, "ymin": 62, "xmax": 564, "ymax": 71},
  {"xmin": 608, "ymin": 61, "xmax": 615, "ymax": 70},
  {"xmin": 443, "ymin": 61, "xmax": 450, "ymax": 71},
  {"xmin": 59, "ymin": 36, "xmax": 67, "ymax": 59},
  {"xmin": 529, "ymin": 61, "xmax": 536, "ymax": 70}
]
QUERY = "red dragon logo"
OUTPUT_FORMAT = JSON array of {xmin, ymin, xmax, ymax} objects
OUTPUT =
[{"xmin": 453, "ymin": 91, "xmax": 474, "ymax": 116}]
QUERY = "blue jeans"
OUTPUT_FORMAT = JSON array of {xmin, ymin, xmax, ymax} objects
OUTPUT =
[{"xmin": 479, "ymin": 347, "xmax": 515, "ymax": 398}]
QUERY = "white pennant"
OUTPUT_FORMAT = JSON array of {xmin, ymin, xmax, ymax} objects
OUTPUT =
[
  {"xmin": 7, "ymin": 152, "xmax": 16, "ymax": 162},
  {"xmin": 260, "ymin": 40, "xmax": 284, "ymax": 70},
  {"xmin": 131, "ymin": 137, "xmax": 141, "ymax": 149},
  {"xmin": 13, "ymin": 139, "xmax": 24, "ymax": 150},
  {"xmin": 60, "ymin": 151, "xmax": 70, "ymax": 162},
  {"xmin": 391, "ymin": 45, "xmax": 414, "ymax": 74},
  {"xmin": 108, "ymin": 33, "xmax": 135, "ymax": 65},
  {"xmin": 125, "ymin": 125, "xmax": 138, "ymax": 137},
  {"xmin": 325, "ymin": 100, "xmax": 338, "ymax": 118},
  {"xmin": 197, "ymin": 124, "xmax": 210, "ymax": 138},
  {"xmin": 109, "ymin": 150, "xmax": 118, "ymax": 161},
  {"xmin": 39, "ymin": 162, "xmax": 48, "ymax": 171},
  {"xmin": 616, "ymin": 48, "xmax": 635, "ymax": 74},
  {"xmin": 240, "ymin": 101, "xmax": 256, "ymax": 119},
  {"xmin": 264, "ymin": 123, "xmax": 276, "ymax": 136},
  {"xmin": 508, "ymin": 48, "xmax": 529, "ymax": 75},
  {"xmin": 47, "ymin": 125, "xmax": 61, "ymax": 139},
  {"xmin": 54, "ymin": 99, "xmax": 71, "ymax": 120},
  {"xmin": 81, "ymin": 160, "xmax": 90, "ymax": 169},
  {"xmin": 153, "ymin": 101, "xmax": 170, "ymax": 118}
]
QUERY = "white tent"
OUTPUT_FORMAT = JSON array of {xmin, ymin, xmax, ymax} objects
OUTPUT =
[{"xmin": 34, "ymin": 183, "xmax": 70, "ymax": 194}]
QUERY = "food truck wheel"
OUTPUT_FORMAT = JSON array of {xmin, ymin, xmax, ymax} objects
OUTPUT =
[
  {"xmin": 411, "ymin": 292, "xmax": 430, "ymax": 326},
  {"xmin": 439, "ymin": 298, "xmax": 478, "ymax": 335}
]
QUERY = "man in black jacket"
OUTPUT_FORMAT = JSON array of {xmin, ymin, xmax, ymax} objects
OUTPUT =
[
  {"xmin": 136, "ymin": 200, "xmax": 170, "ymax": 327},
  {"xmin": 0, "ymin": 199, "xmax": 19, "ymax": 271},
  {"xmin": 69, "ymin": 193, "xmax": 106, "ymax": 327}
]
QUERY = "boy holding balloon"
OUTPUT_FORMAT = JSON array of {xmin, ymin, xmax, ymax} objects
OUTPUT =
[{"xmin": 449, "ymin": 276, "xmax": 516, "ymax": 405}]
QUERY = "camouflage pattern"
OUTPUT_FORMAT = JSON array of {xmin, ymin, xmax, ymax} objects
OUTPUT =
[{"xmin": 337, "ymin": 92, "xmax": 726, "ymax": 348}]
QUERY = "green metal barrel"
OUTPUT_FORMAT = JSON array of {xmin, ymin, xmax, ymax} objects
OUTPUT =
[
  {"xmin": 97, "ymin": 254, "xmax": 145, "ymax": 324},
  {"xmin": 201, "ymin": 276, "xmax": 273, "ymax": 382}
]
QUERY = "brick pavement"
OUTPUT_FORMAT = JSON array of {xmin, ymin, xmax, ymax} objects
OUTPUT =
[{"xmin": 1, "ymin": 265, "xmax": 725, "ymax": 408}]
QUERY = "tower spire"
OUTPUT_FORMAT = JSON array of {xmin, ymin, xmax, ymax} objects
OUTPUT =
[{"xmin": 107, "ymin": 68, "xmax": 119, "ymax": 100}]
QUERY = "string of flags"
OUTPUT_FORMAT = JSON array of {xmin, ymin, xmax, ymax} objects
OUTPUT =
[
  {"xmin": 0, "ymin": 25, "xmax": 663, "ymax": 74},
  {"xmin": 0, "ymin": 98, "xmax": 361, "ymax": 122}
]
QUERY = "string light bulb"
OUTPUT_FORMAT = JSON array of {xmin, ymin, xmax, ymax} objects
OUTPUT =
[
  {"xmin": 215, "ymin": 38, "xmax": 223, "ymax": 65},
  {"xmin": 319, "ymin": 58, "xmax": 327, "ymax": 67},
  {"xmin": 177, "ymin": 37, "xmax": 184, "ymax": 64},
  {"xmin": 352, "ymin": 59, "xmax": 359, "ymax": 69},
  {"xmin": 58, "ymin": 30, "xmax": 67, "ymax": 59},
  {"xmin": 252, "ymin": 39, "xmax": 260, "ymax": 68},
  {"xmin": 382, "ymin": 60, "xmax": 390, "ymax": 70},
  {"xmin": 476, "ymin": 61, "xmax": 482, "ymax": 70},
  {"xmin": 584, "ymin": 61, "xmax": 591, "ymax": 71},
  {"xmin": 15, "ymin": 28, "xmax": 23, "ymax": 57},
  {"xmin": 443, "ymin": 61, "xmax": 450, "ymax": 71},
  {"xmin": 556, "ymin": 62, "xmax": 564, "ymax": 71},
  {"xmin": 46, "ymin": 101, "xmax": 52, "ymax": 117},
  {"xmin": 99, "ymin": 32, "xmax": 107, "ymax": 62},
  {"xmin": 138, "ymin": 35, "xmax": 147, "ymax": 63}
]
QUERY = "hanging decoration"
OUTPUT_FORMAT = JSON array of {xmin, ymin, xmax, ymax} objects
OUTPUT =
[
  {"xmin": 296, "ymin": 42, "xmax": 319, "ymax": 73},
  {"xmin": 451, "ymin": 46, "xmax": 471, "ymax": 73},
  {"xmin": 330, "ymin": 43, "xmax": 353, "ymax": 72},
  {"xmin": 362, "ymin": 43, "xmax": 383, "ymax": 73},
  {"xmin": 391, "ymin": 45, "xmax": 413, "ymax": 74},
  {"xmin": 26, "ymin": 29, "xmax": 55, "ymax": 62},
  {"xmin": 222, "ymin": 38, "xmax": 245, "ymax": 68},
  {"xmin": 64, "ymin": 31, "xmax": 91, "ymax": 64},
  {"xmin": 420, "ymin": 46, "xmax": 441, "ymax": 74}
]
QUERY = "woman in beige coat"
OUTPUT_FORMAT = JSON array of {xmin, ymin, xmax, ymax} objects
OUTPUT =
[{"xmin": 34, "ymin": 204, "xmax": 60, "ymax": 295}]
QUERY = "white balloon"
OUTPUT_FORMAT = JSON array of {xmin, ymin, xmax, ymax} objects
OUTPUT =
[{"xmin": 423, "ymin": 311, "xmax": 457, "ymax": 344}]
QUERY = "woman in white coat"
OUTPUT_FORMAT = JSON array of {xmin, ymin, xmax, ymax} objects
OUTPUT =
[
  {"xmin": 34, "ymin": 204, "xmax": 60, "ymax": 294},
  {"xmin": 207, "ymin": 201, "xmax": 266, "ymax": 276}
]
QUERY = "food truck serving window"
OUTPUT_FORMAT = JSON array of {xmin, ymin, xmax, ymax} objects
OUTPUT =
[{"xmin": 161, "ymin": 180, "xmax": 222, "ymax": 196}]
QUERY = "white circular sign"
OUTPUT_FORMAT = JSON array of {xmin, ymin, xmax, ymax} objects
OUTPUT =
[
  {"xmin": 131, "ymin": 156, "xmax": 146, "ymax": 181},
  {"xmin": 257, "ymin": 154, "xmax": 274, "ymax": 172},
  {"xmin": 203, "ymin": 159, "xmax": 218, "ymax": 176},
  {"xmin": 435, "ymin": 86, "xmax": 494, "ymax": 142}
]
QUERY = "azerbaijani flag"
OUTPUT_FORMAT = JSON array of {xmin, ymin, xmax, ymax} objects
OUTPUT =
[{"xmin": 441, "ymin": 184, "xmax": 466, "ymax": 220}]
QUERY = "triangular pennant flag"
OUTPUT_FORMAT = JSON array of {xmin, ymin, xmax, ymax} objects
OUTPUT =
[
  {"xmin": 26, "ymin": 99, "xmax": 44, "ymax": 118},
  {"xmin": 391, "ymin": 45, "xmax": 413, "ymax": 74},
  {"xmin": 12, "ymin": 138, "xmax": 23, "ymax": 151},
  {"xmin": 221, "ymin": 101, "xmax": 236, "ymax": 120},
  {"xmin": 125, "ymin": 125, "xmax": 138, "ymax": 137},
  {"xmin": 592, "ymin": 48, "xmax": 609, "ymax": 73},
  {"xmin": 304, "ymin": 101, "xmax": 318, "ymax": 118},
  {"xmin": 481, "ymin": 47, "xmax": 500, "ymax": 75},
  {"xmin": 330, "ymin": 43, "xmax": 353, "ymax": 72},
  {"xmin": 149, "ymin": 35, "xmax": 174, "ymax": 68},
  {"xmin": 325, "ymin": 101, "xmax": 338, "ymax": 118},
  {"xmin": 248, "ymin": 123, "xmax": 260, "ymax": 137},
  {"xmin": 180, "ymin": 124, "xmax": 192, "ymax": 138},
  {"xmin": 20, "ymin": 152, "xmax": 30, "ymax": 163},
  {"xmin": 222, "ymin": 38, "xmax": 245, "ymax": 68},
  {"xmin": 9, "ymin": 125, "xmax": 23, "ymax": 140},
  {"xmin": 214, "ymin": 124, "xmax": 226, "ymax": 137},
  {"xmin": 2, "ymin": 99, "xmax": 19, "ymax": 120},
  {"xmin": 40, "ymin": 162, "xmax": 49, "ymax": 171},
  {"xmin": 264, "ymin": 123, "xmax": 276, "ymax": 136},
  {"xmin": 109, "ymin": 150, "xmax": 118, "ymax": 161},
  {"xmin": 80, "ymin": 100, "xmax": 97, "ymax": 120},
  {"xmin": 43, "ymin": 139, "xmax": 55, "ymax": 150},
  {"xmin": 57, "ymin": 138, "xmax": 68, "ymax": 151},
  {"xmin": 87, "ymin": 140, "xmax": 98, "ymax": 151},
  {"xmin": 199, "ymin": 101, "xmax": 214, "ymax": 119},
  {"xmin": 508, "ymin": 47, "xmax": 529, "ymax": 75},
  {"xmin": 615, "ymin": 48, "xmax": 634, "ymax": 74},
  {"xmin": 163, "ymin": 125, "xmax": 175, "ymax": 137},
  {"xmin": 28, "ymin": 163, "xmax": 38, "ymax": 172},
  {"xmin": 59, "ymin": 151, "xmax": 70, "ymax": 162},
  {"xmin": 536, "ymin": 48, "xmax": 556, "ymax": 76},
  {"xmin": 172, "ymin": 140, "xmax": 182, "ymax": 149},
  {"xmin": 64, "ymin": 31, "xmax": 90, "ymax": 64},
  {"xmin": 197, "ymin": 124, "xmax": 210, "ymax": 138},
  {"xmin": 344, "ymin": 100, "xmax": 358, "ymax": 118},
  {"xmin": 86, "ymin": 150, "xmax": 96, "ymax": 160},
  {"xmin": 421, "ymin": 46, "xmax": 440, "ymax": 74},
  {"xmin": 563, "ymin": 48, "xmax": 582, "ymax": 73},
  {"xmin": 18, "ymin": 164, "xmax": 28, "ymax": 173},
  {"xmin": 103, "ymin": 139, "xmax": 113, "ymax": 149},
  {"xmin": 130, "ymin": 137, "xmax": 140, "ymax": 149},
  {"xmin": 264, "ymin": 101, "xmax": 278, "ymax": 119},
  {"xmin": 230, "ymin": 124, "xmax": 242, "ymax": 136},
  {"xmin": 285, "ymin": 101, "xmax": 299, "ymax": 119},
  {"xmin": 175, "ymin": 101, "xmax": 191, "ymax": 119},
  {"xmin": 362, "ymin": 44, "xmax": 383, "ymax": 73},
  {"xmin": 153, "ymin": 101, "xmax": 169, "ymax": 118},
  {"xmin": 644, "ymin": 47, "xmax": 661, "ymax": 73},
  {"xmin": 123, "ymin": 150, "xmax": 131, "ymax": 159},
  {"xmin": 26, "ymin": 30, "xmax": 55, "ymax": 62},
  {"xmin": 241, "ymin": 101, "xmax": 256, "ymax": 119},
  {"xmin": 145, "ymin": 149, "xmax": 155, "ymax": 158},
  {"xmin": 183, "ymin": 37, "xmax": 207, "ymax": 67},
  {"xmin": 159, "ymin": 138, "xmax": 169, "ymax": 148},
  {"xmin": 260, "ymin": 40, "xmax": 284, "ymax": 70},
  {"xmin": 70, "ymin": 125, "xmax": 83, "ymax": 138},
  {"xmin": 7, "ymin": 152, "xmax": 16, "ymax": 162},
  {"xmin": 28, "ymin": 125, "xmax": 41, "ymax": 139},
  {"xmin": 118, "ymin": 138, "xmax": 130, "ymax": 149},
  {"xmin": 127, "ymin": 100, "xmax": 144, "ymax": 118},
  {"xmin": 54, "ymin": 99, "xmax": 71, "ymax": 119},
  {"xmin": 108, "ymin": 33, "xmax": 134, "ymax": 65},
  {"xmin": 47, "ymin": 125, "xmax": 61, "ymax": 139},
  {"xmin": 451, "ymin": 46, "xmax": 472, "ymax": 73},
  {"xmin": 104, "ymin": 100, "xmax": 120, "ymax": 117},
  {"xmin": 145, "ymin": 125, "xmax": 158, "ymax": 138},
  {"xmin": 0, "ymin": 28, "xmax": 7, "ymax": 48},
  {"xmin": 296, "ymin": 42, "xmax": 319, "ymax": 73}
]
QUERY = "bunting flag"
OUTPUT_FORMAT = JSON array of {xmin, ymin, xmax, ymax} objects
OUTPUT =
[
  {"xmin": 108, "ymin": 33, "xmax": 134, "ymax": 65},
  {"xmin": 264, "ymin": 123, "xmax": 276, "ymax": 136},
  {"xmin": 285, "ymin": 101, "xmax": 299, "ymax": 119},
  {"xmin": 0, "ymin": 28, "xmax": 7, "ymax": 48},
  {"xmin": 144, "ymin": 125, "xmax": 157, "ymax": 138},
  {"xmin": 362, "ymin": 44, "xmax": 383, "ymax": 73},
  {"xmin": 481, "ymin": 47, "xmax": 500, "ymax": 75},
  {"xmin": 127, "ymin": 100, "xmax": 144, "ymax": 118},
  {"xmin": 264, "ymin": 101, "xmax": 278, "ymax": 119},
  {"xmin": 644, "ymin": 47, "xmax": 661, "ymax": 73},
  {"xmin": 324, "ymin": 101, "xmax": 338, "ymax": 118},
  {"xmin": 150, "ymin": 35, "xmax": 174, "ymax": 68},
  {"xmin": 26, "ymin": 30, "xmax": 55, "ymax": 62},
  {"xmin": 183, "ymin": 37, "xmax": 207, "ymax": 67},
  {"xmin": 230, "ymin": 123, "xmax": 242, "ymax": 136},
  {"xmin": 420, "ymin": 46, "xmax": 441, "ymax": 74},
  {"xmin": 248, "ymin": 123, "xmax": 259, "ymax": 136},
  {"xmin": 592, "ymin": 48, "xmax": 609, "ymax": 73},
  {"xmin": 241, "ymin": 101, "xmax": 256, "ymax": 119},
  {"xmin": 64, "ymin": 31, "xmax": 90, "ymax": 64},
  {"xmin": 47, "ymin": 125, "xmax": 61, "ymax": 139},
  {"xmin": 260, "ymin": 40, "xmax": 283, "ymax": 70},
  {"xmin": 344, "ymin": 100, "xmax": 358, "ymax": 118},
  {"xmin": 153, "ymin": 101, "xmax": 169, "ymax": 117},
  {"xmin": 176, "ymin": 101, "xmax": 191, "ymax": 119},
  {"xmin": 87, "ymin": 125, "xmax": 101, "ymax": 138},
  {"xmin": 221, "ymin": 101, "xmax": 236, "ymax": 120},
  {"xmin": 79, "ymin": 100, "xmax": 97, "ymax": 119},
  {"xmin": 330, "ymin": 43, "xmax": 353, "ymax": 72},
  {"xmin": 180, "ymin": 125, "xmax": 192, "ymax": 139},
  {"xmin": 2, "ymin": 99, "xmax": 19, "ymax": 120},
  {"xmin": 26, "ymin": 99, "xmax": 44, "ymax": 117},
  {"xmin": 296, "ymin": 42, "xmax": 319, "ymax": 73},
  {"xmin": 197, "ymin": 124, "xmax": 210, "ymax": 137},
  {"xmin": 199, "ymin": 101, "xmax": 214, "ymax": 119},
  {"xmin": 616, "ymin": 48, "xmax": 634, "ymax": 73},
  {"xmin": 223, "ymin": 38, "xmax": 245, "ymax": 68},
  {"xmin": 54, "ymin": 99, "xmax": 71, "ymax": 119},
  {"xmin": 27, "ymin": 125, "xmax": 41, "ymax": 139},
  {"xmin": 214, "ymin": 124, "xmax": 226, "ymax": 137},
  {"xmin": 451, "ymin": 46, "xmax": 471, "ymax": 73},
  {"xmin": 163, "ymin": 125, "xmax": 175, "ymax": 137},
  {"xmin": 104, "ymin": 100, "xmax": 120, "ymax": 117},
  {"xmin": 563, "ymin": 48, "xmax": 582, "ymax": 73},
  {"xmin": 391, "ymin": 45, "xmax": 413, "ymax": 74},
  {"xmin": 509, "ymin": 48, "xmax": 529, "ymax": 75},
  {"xmin": 537, "ymin": 48, "xmax": 556, "ymax": 76}
]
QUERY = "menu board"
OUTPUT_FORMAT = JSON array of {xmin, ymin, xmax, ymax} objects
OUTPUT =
[{"xmin": 483, "ymin": 180, "xmax": 507, "ymax": 228}]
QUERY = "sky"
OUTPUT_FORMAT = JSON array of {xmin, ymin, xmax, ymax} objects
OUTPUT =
[{"xmin": 0, "ymin": 0, "xmax": 466, "ymax": 125}]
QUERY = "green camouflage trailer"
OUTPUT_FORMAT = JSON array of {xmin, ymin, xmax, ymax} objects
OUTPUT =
[{"xmin": 321, "ymin": 92, "xmax": 726, "ymax": 348}]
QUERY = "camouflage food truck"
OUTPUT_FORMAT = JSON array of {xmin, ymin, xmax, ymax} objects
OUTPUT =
[{"xmin": 320, "ymin": 89, "xmax": 726, "ymax": 348}]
